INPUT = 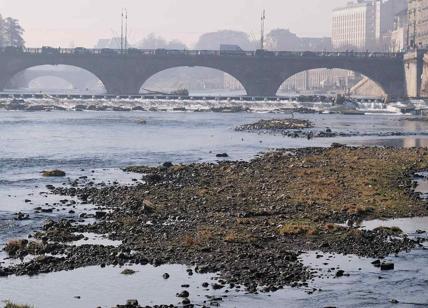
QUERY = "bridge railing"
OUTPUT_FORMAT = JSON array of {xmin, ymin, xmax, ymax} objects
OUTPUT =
[{"xmin": 0, "ymin": 46, "xmax": 403, "ymax": 58}]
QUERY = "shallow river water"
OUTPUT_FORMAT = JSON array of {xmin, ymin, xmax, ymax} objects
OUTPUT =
[{"xmin": 0, "ymin": 109, "xmax": 428, "ymax": 307}]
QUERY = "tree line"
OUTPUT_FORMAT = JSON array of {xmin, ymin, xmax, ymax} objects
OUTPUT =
[{"xmin": 0, "ymin": 14, "xmax": 25, "ymax": 48}]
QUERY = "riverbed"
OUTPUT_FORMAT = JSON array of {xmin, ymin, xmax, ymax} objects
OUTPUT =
[{"xmin": 0, "ymin": 109, "xmax": 428, "ymax": 307}]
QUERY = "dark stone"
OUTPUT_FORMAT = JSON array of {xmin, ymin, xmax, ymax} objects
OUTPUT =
[
  {"xmin": 380, "ymin": 262, "xmax": 394, "ymax": 271},
  {"xmin": 335, "ymin": 270, "xmax": 345, "ymax": 277},
  {"xmin": 212, "ymin": 283, "xmax": 225, "ymax": 290},
  {"xmin": 371, "ymin": 260, "xmax": 381, "ymax": 267},
  {"xmin": 42, "ymin": 170, "xmax": 66, "ymax": 177},
  {"xmin": 162, "ymin": 162, "xmax": 173, "ymax": 168},
  {"xmin": 177, "ymin": 290, "xmax": 189, "ymax": 298},
  {"xmin": 216, "ymin": 153, "xmax": 229, "ymax": 158},
  {"xmin": 126, "ymin": 299, "xmax": 139, "ymax": 306},
  {"xmin": 95, "ymin": 211, "xmax": 107, "ymax": 219}
]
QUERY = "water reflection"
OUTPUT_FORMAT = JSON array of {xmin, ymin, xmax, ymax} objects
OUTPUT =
[{"xmin": 350, "ymin": 137, "xmax": 428, "ymax": 148}]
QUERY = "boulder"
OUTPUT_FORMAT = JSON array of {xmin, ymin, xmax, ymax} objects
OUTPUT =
[{"xmin": 42, "ymin": 170, "xmax": 66, "ymax": 177}]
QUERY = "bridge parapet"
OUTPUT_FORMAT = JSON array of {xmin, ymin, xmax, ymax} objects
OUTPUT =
[{"xmin": 0, "ymin": 46, "xmax": 403, "ymax": 59}]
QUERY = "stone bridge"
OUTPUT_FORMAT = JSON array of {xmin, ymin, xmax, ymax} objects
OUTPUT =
[{"xmin": 0, "ymin": 48, "xmax": 408, "ymax": 97}]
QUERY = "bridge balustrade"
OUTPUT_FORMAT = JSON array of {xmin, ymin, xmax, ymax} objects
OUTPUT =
[{"xmin": 0, "ymin": 46, "xmax": 403, "ymax": 59}]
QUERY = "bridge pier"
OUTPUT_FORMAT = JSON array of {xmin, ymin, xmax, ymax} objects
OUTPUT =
[
  {"xmin": 102, "ymin": 78, "xmax": 141, "ymax": 95},
  {"xmin": 404, "ymin": 50, "xmax": 426, "ymax": 98},
  {"xmin": 242, "ymin": 80, "xmax": 282, "ymax": 97}
]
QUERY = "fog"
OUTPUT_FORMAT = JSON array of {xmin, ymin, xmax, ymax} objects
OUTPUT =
[{"xmin": 0, "ymin": 0, "xmax": 347, "ymax": 47}]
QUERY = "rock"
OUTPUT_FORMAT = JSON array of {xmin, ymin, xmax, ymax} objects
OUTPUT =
[
  {"xmin": 216, "ymin": 153, "xmax": 229, "ymax": 158},
  {"xmin": 15, "ymin": 212, "xmax": 30, "ymax": 221},
  {"xmin": 126, "ymin": 299, "xmax": 139, "ymax": 306},
  {"xmin": 95, "ymin": 211, "xmax": 107, "ymax": 219},
  {"xmin": 182, "ymin": 298, "xmax": 191, "ymax": 305},
  {"xmin": 42, "ymin": 170, "xmax": 66, "ymax": 177},
  {"xmin": 162, "ymin": 273, "xmax": 170, "ymax": 279},
  {"xmin": 335, "ymin": 270, "xmax": 345, "ymax": 277},
  {"xmin": 121, "ymin": 269, "xmax": 136, "ymax": 275},
  {"xmin": 380, "ymin": 262, "xmax": 394, "ymax": 271},
  {"xmin": 212, "ymin": 283, "xmax": 224, "ymax": 290},
  {"xmin": 162, "ymin": 162, "xmax": 173, "ymax": 168},
  {"xmin": 371, "ymin": 260, "xmax": 381, "ymax": 267},
  {"xmin": 177, "ymin": 290, "xmax": 190, "ymax": 298}
]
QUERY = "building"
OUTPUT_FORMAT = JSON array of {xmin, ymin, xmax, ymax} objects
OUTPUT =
[
  {"xmin": 277, "ymin": 69, "xmax": 360, "ymax": 94},
  {"xmin": 332, "ymin": 0, "xmax": 407, "ymax": 51},
  {"xmin": 408, "ymin": 0, "xmax": 428, "ymax": 48},
  {"xmin": 266, "ymin": 29, "xmax": 332, "ymax": 51},
  {"xmin": 390, "ymin": 9, "xmax": 408, "ymax": 51}
]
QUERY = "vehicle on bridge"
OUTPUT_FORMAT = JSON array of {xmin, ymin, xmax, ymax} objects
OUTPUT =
[
  {"xmin": 42, "ymin": 47, "xmax": 60, "ymax": 55},
  {"xmin": 153, "ymin": 48, "xmax": 167, "ymax": 55},
  {"xmin": 220, "ymin": 44, "xmax": 246, "ymax": 56},
  {"xmin": 127, "ymin": 48, "xmax": 143, "ymax": 55},
  {"xmin": 100, "ymin": 48, "xmax": 119, "ymax": 56},
  {"xmin": 255, "ymin": 49, "xmax": 275, "ymax": 57},
  {"xmin": 74, "ymin": 47, "xmax": 90, "ymax": 55}
]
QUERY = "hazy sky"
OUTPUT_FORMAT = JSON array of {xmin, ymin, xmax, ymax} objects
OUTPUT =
[{"xmin": 0, "ymin": 0, "xmax": 347, "ymax": 48}]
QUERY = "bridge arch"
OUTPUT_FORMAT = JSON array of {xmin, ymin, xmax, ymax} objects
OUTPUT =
[
  {"xmin": 5, "ymin": 65, "xmax": 106, "ymax": 94},
  {"xmin": 139, "ymin": 66, "xmax": 246, "ymax": 96},
  {"xmin": 276, "ymin": 68, "xmax": 386, "ymax": 97},
  {"xmin": 268, "ymin": 57, "xmax": 404, "ymax": 99}
]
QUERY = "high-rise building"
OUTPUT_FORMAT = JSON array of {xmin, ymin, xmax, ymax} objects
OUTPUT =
[
  {"xmin": 332, "ymin": 0, "xmax": 407, "ymax": 51},
  {"xmin": 390, "ymin": 9, "xmax": 408, "ymax": 51},
  {"xmin": 408, "ymin": 0, "xmax": 428, "ymax": 48},
  {"xmin": 332, "ymin": 1, "xmax": 377, "ymax": 50}
]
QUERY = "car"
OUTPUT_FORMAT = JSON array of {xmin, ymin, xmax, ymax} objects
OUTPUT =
[
  {"xmin": 165, "ymin": 49, "xmax": 185, "ymax": 56},
  {"xmin": 154, "ymin": 48, "xmax": 168, "ymax": 55},
  {"xmin": 100, "ymin": 48, "xmax": 119, "ymax": 56},
  {"xmin": 301, "ymin": 51, "xmax": 316, "ymax": 57},
  {"xmin": 74, "ymin": 47, "xmax": 90, "ymax": 55},
  {"xmin": 127, "ymin": 48, "xmax": 143, "ymax": 55},
  {"xmin": 41, "ymin": 46, "xmax": 60, "ymax": 55},
  {"xmin": 255, "ymin": 49, "xmax": 274, "ymax": 57}
]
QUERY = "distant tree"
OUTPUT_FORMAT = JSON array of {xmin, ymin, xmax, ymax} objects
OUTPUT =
[
  {"xmin": 266, "ymin": 29, "xmax": 331, "ymax": 51},
  {"xmin": 138, "ymin": 33, "xmax": 187, "ymax": 50},
  {"xmin": 194, "ymin": 30, "xmax": 255, "ymax": 50},
  {"xmin": 95, "ymin": 37, "xmax": 122, "ymax": 49},
  {"xmin": 138, "ymin": 33, "xmax": 167, "ymax": 49},
  {"xmin": 266, "ymin": 29, "xmax": 301, "ymax": 51},
  {"xmin": 3, "ymin": 17, "xmax": 25, "ymax": 47},
  {"xmin": 166, "ymin": 39, "xmax": 187, "ymax": 50}
]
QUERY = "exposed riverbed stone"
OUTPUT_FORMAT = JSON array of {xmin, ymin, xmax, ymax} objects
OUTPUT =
[
  {"xmin": 236, "ymin": 118, "xmax": 313, "ymax": 131},
  {"xmin": 42, "ymin": 170, "xmax": 66, "ymax": 177}
]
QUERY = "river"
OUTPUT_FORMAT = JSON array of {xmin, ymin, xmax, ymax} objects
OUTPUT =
[{"xmin": 0, "ymin": 107, "xmax": 427, "ymax": 307}]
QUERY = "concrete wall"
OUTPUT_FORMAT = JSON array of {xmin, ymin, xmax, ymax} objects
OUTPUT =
[
  {"xmin": 404, "ymin": 50, "xmax": 423, "ymax": 97},
  {"xmin": 350, "ymin": 77, "xmax": 386, "ymax": 97}
]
